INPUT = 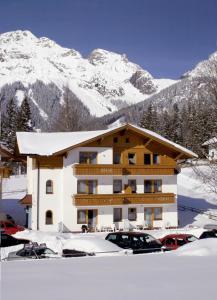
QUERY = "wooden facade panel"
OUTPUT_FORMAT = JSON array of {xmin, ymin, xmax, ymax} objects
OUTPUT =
[
  {"xmin": 85, "ymin": 128, "xmax": 178, "ymax": 165},
  {"xmin": 32, "ymin": 156, "xmax": 63, "ymax": 169},
  {"xmin": 74, "ymin": 193, "xmax": 175, "ymax": 206},
  {"xmin": 73, "ymin": 164, "xmax": 177, "ymax": 176},
  {"xmin": 0, "ymin": 167, "xmax": 12, "ymax": 178}
]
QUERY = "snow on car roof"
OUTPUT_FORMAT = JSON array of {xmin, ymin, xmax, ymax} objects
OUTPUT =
[
  {"xmin": 63, "ymin": 237, "xmax": 122, "ymax": 253},
  {"xmin": 16, "ymin": 123, "xmax": 197, "ymax": 158}
]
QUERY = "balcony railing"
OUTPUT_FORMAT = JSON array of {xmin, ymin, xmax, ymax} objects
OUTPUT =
[
  {"xmin": 73, "ymin": 192, "xmax": 175, "ymax": 206},
  {"xmin": 73, "ymin": 164, "xmax": 178, "ymax": 176}
]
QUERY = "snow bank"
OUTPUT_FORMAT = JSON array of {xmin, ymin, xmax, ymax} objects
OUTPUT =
[
  {"xmin": 13, "ymin": 230, "xmax": 70, "ymax": 254},
  {"xmin": 174, "ymin": 238, "xmax": 217, "ymax": 256},
  {"xmin": 2, "ymin": 254, "xmax": 217, "ymax": 300},
  {"xmin": 63, "ymin": 237, "xmax": 123, "ymax": 254}
]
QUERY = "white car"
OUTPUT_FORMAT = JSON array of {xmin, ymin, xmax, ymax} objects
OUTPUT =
[{"xmin": 63, "ymin": 237, "xmax": 133, "ymax": 257}]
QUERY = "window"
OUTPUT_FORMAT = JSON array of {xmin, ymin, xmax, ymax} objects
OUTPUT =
[
  {"xmin": 153, "ymin": 154, "xmax": 160, "ymax": 164},
  {"xmin": 144, "ymin": 154, "xmax": 151, "ymax": 165},
  {"xmin": 77, "ymin": 210, "xmax": 87, "ymax": 224},
  {"xmin": 144, "ymin": 180, "xmax": 152, "ymax": 193},
  {"xmin": 113, "ymin": 180, "xmax": 122, "ymax": 193},
  {"xmin": 128, "ymin": 180, "xmax": 137, "ymax": 193},
  {"xmin": 125, "ymin": 137, "xmax": 130, "ymax": 143},
  {"xmin": 144, "ymin": 207, "xmax": 163, "ymax": 222},
  {"xmin": 128, "ymin": 208, "xmax": 137, "ymax": 221},
  {"xmin": 113, "ymin": 208, "xmax": 122, "ymax": 222},
  {"xmin": 46, "ymin": 180, "xmax": 53, "ymax": 194},
  {"xmin": 77, "ymin": 180, "xmax": 97, "ymax": 194},
  {"xmin": 79, "ymin": 152, "xmax": 97, "ymax": 164},
  {"xmin": 153, "ymin": 207, "xmax": 162, "ymax": 220},
  {"xmin": 154, "ymin": 180, "xmax": 162, "ymax": 193},
  {"xmin": 45, "ymin": 210, "xmax": 53, "ymax": 225},
  {"xmin": 113, "ymin": 137, "xmax": 118, "ymax": 143},
  {"xmin": 113, "ymin": 152, "xmax": 121, "ymax": 164},
  {"xmin": 144, "ymin": 180, "xmax": 162, "ymax": 193},
  {"xmin": 128, "ymin": 153, "xmax": 136, "ymax": 165}
]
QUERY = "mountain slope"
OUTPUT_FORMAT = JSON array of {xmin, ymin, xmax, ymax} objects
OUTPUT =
[
  {"xmin": 0, "ymin": 30, "xmax": 176, "ymax": 126},
  {"xmin": 90, "ymin": 50, "xmax": 217, "ymax": 129}
]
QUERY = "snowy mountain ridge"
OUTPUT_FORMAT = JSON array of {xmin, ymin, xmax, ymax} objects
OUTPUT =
[{"xmin": 0, "ymin": 30, "xmax": 176, "ymax": 118}]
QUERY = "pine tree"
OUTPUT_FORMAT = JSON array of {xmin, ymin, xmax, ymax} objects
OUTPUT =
[
  {"xmin": 140, "ymin": 104, "xmax": 159, "ymax": 132},
  {"xmin": 2, "ymin": 98, "xmax": 18, "ymax": 150},
  {"xmin": 17, "ymin": 97, "xmax": 33, "ymax": 132},
  {"xmin": 170, "ymin": 103, "xmax": 183, "ymax": 144}
]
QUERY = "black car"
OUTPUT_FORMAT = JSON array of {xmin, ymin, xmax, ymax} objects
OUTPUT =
[
  {"xmin": 0, "ymin": 233, "xmax": 30, "ymax": 248},
  {"xmin": 62, "ymin": 249, "xmax": 95, "ymax": 257},
  {"xmin": 199, "ymin": 229, "xmax": 217, "ymax": 239},
  {"xmin": 105, "ymin": 232, "xmax": 163, "ymax": 254}
]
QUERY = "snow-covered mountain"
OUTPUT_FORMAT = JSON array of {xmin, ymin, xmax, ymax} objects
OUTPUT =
[
  {"xmin": 92, "ymin": 50, "xmax": 217, "ymax": 129},
  {"xmin": 0, "ymin": 30, "xmax": 176, "ymax": 122},
  {"xmin": 183, "ymin": 52, "xmax": 217, "ymax": 79}
]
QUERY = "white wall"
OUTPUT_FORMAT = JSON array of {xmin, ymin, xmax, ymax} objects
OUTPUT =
[{"xmin": 29, "ymin": 145, "xmax": 178, "ymax": 232}]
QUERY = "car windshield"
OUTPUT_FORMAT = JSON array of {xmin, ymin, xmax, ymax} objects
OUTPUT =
[
  {"xmin": 186, "ymin": 235, "xmax": 197, "ymax": 242},
  {"xmin": 35, "ymin": 248, "xmax": 55, "ymax": 255}
]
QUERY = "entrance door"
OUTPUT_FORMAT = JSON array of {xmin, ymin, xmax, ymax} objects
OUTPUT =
[
  {"xmin": 88, "ymin": 209, "xmax": 97, "ymax": 229},
  {"xmin": 144, "ymin": 208, "xmax": 153, "ymax": 228}
]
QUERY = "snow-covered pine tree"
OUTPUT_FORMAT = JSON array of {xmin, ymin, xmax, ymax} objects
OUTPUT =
[
  {"xmin": 2, "ymin": 98, "xmax": 18, "ymax": 150},
  {"xmin": 169, "ymin": 103, "xmax": 183, "ymax": 145},
  {"xmin": 140, "ymin": 103, "xmax": 159, "ymax": 132},
  {"xmin": 17, "ymin": 97, "xmax": 34, "ymax": 132}
]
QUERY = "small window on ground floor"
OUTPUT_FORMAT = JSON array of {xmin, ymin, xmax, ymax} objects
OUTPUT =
[
  {"xmin": 77, "ymin": 210, "xmax": 87, "ymax": 224},
  {"xmin": 153, "ymin": 207, "xmax": 163, "ymax": 220},
  {"xmin": 128, "ymin": 208, "xmax": 137, "ymax": 221},
  {"xmin": 45, "ymin": 210, "xmax": 53, "ymax": 225},
  {"xmin": 113, "ymin": 208, "xmax": 122, "ymax": 222}
]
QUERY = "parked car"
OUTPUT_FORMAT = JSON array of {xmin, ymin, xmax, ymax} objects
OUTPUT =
[
  {"xmin": 105, "ymin": 232, "xmax": 163, "ymax": 254},
  {"xmin": 0, "ymin": 220, "xmax": 24, "ymax": 235},
  {"xmin": 203, "ymin": 224, "xmax": 217, "ymax": 230},
  {"xmin": 63, "ymin": 237, "xmax": 132, "ymax": 257},
  {"xmin": 1, "ymin": 233, "xmax": 30, "ymax": 248},
  {"xmin": 62, "ymin": 249, "xmax": 95, "ymax": 257},
  {"xmin": 7, "ymin": 243, "xmax": 61, "ymax": 261},
  {"xmin": 199, "ymin": 230, "xmax": 217, "ymax": 239},
  {"xmin": 160, "ymin": 234, "xmax": 198, "ymax": 250}
]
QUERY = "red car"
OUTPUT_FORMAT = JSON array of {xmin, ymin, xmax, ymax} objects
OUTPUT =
[
  {"xmin": 0, "ymin": 221, "xmax": 25, "ymax": 235},
  {"xmin": 160, "ymin": 234, "xmax": 198, "ymax": 250}
]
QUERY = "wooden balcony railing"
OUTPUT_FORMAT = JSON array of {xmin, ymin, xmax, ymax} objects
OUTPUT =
[
  {"xmin": 73, "ymin": 164, "xmax": 179, "ymax": 176},
  {"xmin": 73, "ymin": 193, "xmax": 175, "ymax": 206}
]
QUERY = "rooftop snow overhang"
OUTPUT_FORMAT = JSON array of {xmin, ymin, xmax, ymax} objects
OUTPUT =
[{"xmin": 16, "ymin": 123, "xmax": 198, "ymax": 159}]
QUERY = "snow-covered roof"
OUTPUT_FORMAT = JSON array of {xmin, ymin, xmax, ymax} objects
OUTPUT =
[
  {"xmin": 202, "ymin": 137, "xmax": 217, "ymax": 146},
  {"xmin": 16, "ymin": 123, "xmax": 198, "ymax": 158}
]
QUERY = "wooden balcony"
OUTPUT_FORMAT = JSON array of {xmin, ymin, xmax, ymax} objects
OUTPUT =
[
  {"xmin": 73, "ymin": 193, "xmax": 175, "ymax": 206},
  {"xmin": 73, "ymin": 164, "xmax": 179, "ymax": 176}
]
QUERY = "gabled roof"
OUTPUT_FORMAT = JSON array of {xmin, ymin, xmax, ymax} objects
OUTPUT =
[
  {"xmin": 202, "ymin": 137, "xmax": 217, "ymax": 146},
  {"xmin": 16, "ymin": 123, "xmax": 198, "ymax": 159}
]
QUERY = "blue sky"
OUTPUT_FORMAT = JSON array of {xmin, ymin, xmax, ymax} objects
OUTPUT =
[{"xmin": 0, "ymin": 0, "xmax": 217, "ymax": 78}]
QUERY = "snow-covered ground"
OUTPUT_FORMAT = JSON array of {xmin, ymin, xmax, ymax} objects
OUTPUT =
[
  {"xmin": 1, "ymin": 175, "xmax": 27, "ymax": 225},
  {"xmin": 2, "ymin": 252, "xmax": 217, "ymax": 300},
  {"xmin": 178, "ymin": 167, "xmax": 217, "ymax": 227}
]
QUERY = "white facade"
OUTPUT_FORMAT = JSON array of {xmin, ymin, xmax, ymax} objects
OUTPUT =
[{"xmin": 28, "ymin": 146, "xmax": 178, "ymax": 232}]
